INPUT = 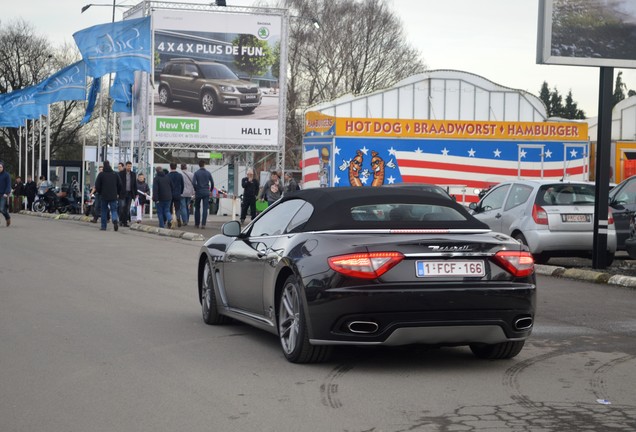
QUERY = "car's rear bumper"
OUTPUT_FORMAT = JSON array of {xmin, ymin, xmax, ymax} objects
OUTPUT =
[
  {"xmin": 524, "ymin": 229, "xmax": 617, "ymax": 253},
  {"xmin": 304, "ymin": 283, "xmax": 535, "ymax": 346},
  {"xmin": 625, "ymin": 237, "xmax": 636, "ymax": 259}
]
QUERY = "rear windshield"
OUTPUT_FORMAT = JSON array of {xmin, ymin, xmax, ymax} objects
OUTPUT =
[
  {"xmin": 351, "ymin": 203, "xmax": 468, "ymax": 222},
  {"xmin": 535, "ymin": 184, "xmax": 595, "ymax": 206}
]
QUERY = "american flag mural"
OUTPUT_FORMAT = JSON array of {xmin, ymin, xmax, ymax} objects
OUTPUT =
[{"xmin": 304, "ymin": 138, "xmax": 588, "ymax": 202}]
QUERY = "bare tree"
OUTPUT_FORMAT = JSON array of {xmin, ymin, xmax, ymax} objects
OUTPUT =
[
  {"xmin": 261, "ymin": 0, "xmax": 426, "ymax": 170},
  {"xmin": 0, "ymin": 20, "xmax": 87, "ymax": 173}
]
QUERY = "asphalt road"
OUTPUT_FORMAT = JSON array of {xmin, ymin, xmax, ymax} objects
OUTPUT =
[{"xmin": 1, "ymin": 215, "xmax": 635, "ymax": 432}]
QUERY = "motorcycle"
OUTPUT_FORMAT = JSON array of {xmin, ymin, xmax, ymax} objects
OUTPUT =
[{"xmin": 33, "ymin": 184, "xmax": 81, "ymax": 214}]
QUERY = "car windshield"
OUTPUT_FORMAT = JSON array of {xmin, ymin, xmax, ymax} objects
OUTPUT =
[
  {"xmin": 535, "ymin": 183, "xmax": 596, "ymax": 206},
  {"xmin": 199, "ymin": 64, "xmax": 239, "ymax": 80}
]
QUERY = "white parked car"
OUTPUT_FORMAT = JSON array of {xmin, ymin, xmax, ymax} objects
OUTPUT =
[{"xmin": 469, "ymin": 179, "xmax": 617, "ymax": 264}]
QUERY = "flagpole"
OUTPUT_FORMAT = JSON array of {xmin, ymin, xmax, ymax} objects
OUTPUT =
[
  {"xmin": 130, "ymin": 92, "xmax": 134, "ymax": 165},
  {"xmin": 82, "ymin": 136, "xmax": 86, "ymax": 213},
  {"xmin": 112, "ymin": 110, "xmax": 116, "ymax": 162},
  {"xmin": 25, "ymin": 121, "xmax": 29, "ymax": 184},
  {"xmin": 97, "ymin": 89, "xmax": 103, "ymax": 162},
  {"xmin": 31, "ymin": 119, "xmax": 35, "ymax": 184},
  {"xmin": 38, "ymin": 114, "xmax": 43, "ymax": 178},
  {"xmin": 18, "ymin": 125, "xmax": 22, "ymax": 179},
  {"xmin": 149, "ymin": 12, "xmax": 155, "ymax": 220},
  {"xmin": 46, "ymin": 104, "xmax": 51, "ymax": 177}
]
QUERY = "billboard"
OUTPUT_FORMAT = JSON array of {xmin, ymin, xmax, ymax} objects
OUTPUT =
[
  {"xmin": 302, "ymin": 115, "xmax": 590, "ymax": 199},
  {"xmin": 537, "ymin": 0, "xmax": 636, "ymax": 68},
  {"xmin": 152, "ymin": 8, "xmax": 283, "ymax": 146}
]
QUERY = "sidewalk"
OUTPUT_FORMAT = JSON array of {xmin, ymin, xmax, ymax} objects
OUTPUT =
[
  {"xmin": 133, "ymin": 212, "xmax": 235, "ymax": 235},
  {"xmin": 15, "ymin": 210, "xmax": 636, "ymax": 288}
]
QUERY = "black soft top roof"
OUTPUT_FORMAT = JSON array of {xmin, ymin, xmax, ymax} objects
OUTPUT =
[{"xmin": 279, "ymin": 187, "xmax": 488, "ymax": 231}]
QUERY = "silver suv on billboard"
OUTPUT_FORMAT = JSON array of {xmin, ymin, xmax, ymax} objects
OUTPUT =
[{"xmin": 158, "ymin": 58, "xmax": 262, "ymax": 114}]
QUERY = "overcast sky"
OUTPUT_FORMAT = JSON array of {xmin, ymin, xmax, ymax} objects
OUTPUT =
[{"xmin": 4, "ymin": 0, "xmax": 636, "ymax": 117}]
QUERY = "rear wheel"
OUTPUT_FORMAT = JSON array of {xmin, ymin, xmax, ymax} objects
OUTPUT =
[
  {"xmin": 606, "ymin": 252, "xmax": 615, "ymax": 266},
  {"xmin": 158, "ymin": 86, "xmax": 172, "ymax": 105},
  {"xmin": 278, "ymin": 275, "xmax": 332, "ymax": 363},
  {"xmin": 470, "ymin": 341, "xmax": 525, "ymax": 359},
  {"xmin": 201, "ymin": 260, "xmax": 227, "ymax": 325},
  {"xmin": 201, "ymin": 91, "xmax": 219, "ymax": 114},
  {"xmin": 513, "ymin": 232, "xmax": 549, "ymax": 264}
]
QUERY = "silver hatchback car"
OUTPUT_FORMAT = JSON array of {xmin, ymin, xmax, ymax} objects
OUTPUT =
[{"xmin": 469, "ymin": 180, "xmax": 617, "ymax": 264}]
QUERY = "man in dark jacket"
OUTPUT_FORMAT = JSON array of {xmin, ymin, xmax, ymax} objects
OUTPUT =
[
  {"xmin": 240, "ymin": 168, "xmax": 259, "ymax": 225},
  {"xmin": 0, "ymin": 161, "xmax": 11, "ymax": 227},
  {"xmin": 192, "ymin": 160, "xmax": 214, "ymax": 229},
  {"xmin": 24, "ymin": 175, "xmax": 37, "ymax": 212},
  {"xmin": 167, "ymin": 162, "xmax": 184, "ymax": 227},
  {"xmin": 117, "ymin": 161, "xmax": 137, "ymax": 227},
  {"xmin": 95, "ymin": 160, "xmax": 122, "ymax": 231},
  {"xmin": 153, "ymin": 166, "xmax": 173, "ymax": 229}
]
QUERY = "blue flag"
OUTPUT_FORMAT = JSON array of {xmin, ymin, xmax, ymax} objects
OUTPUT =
[
  {"xmin": 110, "ymin": 70, "xmax": 135, "ymax": 113},
  {"xmin": 35, "ymin": 61, "xmax": 87, "ymax": 104},
  {"xmin": 0, "ymin": 116, "xmax": 22, "ymax": 128},
  {"xmin": 81, "ymin": 77, "xmax": 101, "ymax": 125},
  {"xmin": 2, "ymin": 86, "xmax": 47, "ymax": 121},
  {"xmin": 73, "ymin": 16, "xmax": 151, "ymax": 77}
]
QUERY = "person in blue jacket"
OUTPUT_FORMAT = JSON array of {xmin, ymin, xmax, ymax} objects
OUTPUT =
[
  {"xmin": 0, "ymin": 161, "xmax": 12, "ymax": 227},
  {"xmin": 192, "ymin": 160, "xmax": 214, "ymax": 229}
]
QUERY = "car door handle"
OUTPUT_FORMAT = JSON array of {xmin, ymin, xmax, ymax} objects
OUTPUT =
[{"xmin": 495, "ymin": 213, "xmax": 502, "ymax": 219}]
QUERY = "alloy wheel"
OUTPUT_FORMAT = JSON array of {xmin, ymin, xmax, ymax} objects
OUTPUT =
[{"xmin": 278, "ymin": 282, "xmax": 300, "ymax": 355}]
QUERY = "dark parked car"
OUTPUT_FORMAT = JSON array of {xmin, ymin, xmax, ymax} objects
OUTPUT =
[
  {"xmin": 158, "ymin": 58, "xmax": 262, "ymax": 114},
  {"xmin": 197, "ymin": 187, "xmax": 536, "ymax": 363},
  {"xmin": 609, "ymin": 175, "xmax": 636, "ymax": 250}
]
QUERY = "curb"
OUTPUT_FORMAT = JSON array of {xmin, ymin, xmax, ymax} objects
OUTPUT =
[
  {"xmin": 535, "ymin": 264, "xmax": 636, "ymax": 288},
  {"xmin": 19, "ymin": 210, "xmax": 206, "ymax": 241}
]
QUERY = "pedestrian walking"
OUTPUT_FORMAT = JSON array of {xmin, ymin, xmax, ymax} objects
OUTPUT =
[
  {"xmin": 180, "ymin": 163, "xmax": 195, "ymax": 226},
  {"xmin": 90, "ymin": 165, "xmax": 104, "ymax": 223},
  {"xmin": 135, "ymin": 172, "xmax": 150, "ymax": 223},
  {"xmin": 240, "ymin": 168, "xmax": 259, "ymax": 225},
  {"xmin": 11, "ymin": 176, "xmax": 25, "ymax": 212},
  {"xmin": 24, "ymin": 175, "xmax": 37, "ymax": 211},
  {"xmin": 117, "ymin": 161, "xmax": 137, "ymax": 227},
  {"xmin": 192, "ymin": 160, "xmax": 214, "ymax": 229},
  {"xmin": 168, "ymin": 162, "xmax": 184, "ymax": 227},
  {"xmin": 0, "ymin": 161, "xmax": 12, "ymax": 226},
  {"xmin": 259, "ymin": 170, "xmax": 282, "ymax": 206},
  {"xmin": 283, "ymin": 172, "xmax": 300, "ymax": 194},
  {"xmin": 153, "ymin": 166, "xmax": 173, "ymax": 229},
  {"xmin": 94, "ymin": 161, "xmax": 122, "ymax": 231}
]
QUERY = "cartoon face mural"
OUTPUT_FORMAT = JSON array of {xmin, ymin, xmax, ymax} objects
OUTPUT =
[
  {"xmin": 348, "ymin": 150, "xmax": 364, "ymax": 187},
  {"xmin": 370, "ymin": 151, "xmax": 386, "ymax": 187}
]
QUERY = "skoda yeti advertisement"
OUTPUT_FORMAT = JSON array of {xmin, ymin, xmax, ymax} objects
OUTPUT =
[{"xmin": 152, "ymin": 9, "xmax": 282, "ymax": 146}]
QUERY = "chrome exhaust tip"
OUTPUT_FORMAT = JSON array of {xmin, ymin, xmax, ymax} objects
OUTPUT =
[
  {"xmin": 514, "ymin": 317, "xmax": 533, "ymax": 330},
  {"xmin": 347, "ymin": 321, "xmax": 379, "ymax": 334}
]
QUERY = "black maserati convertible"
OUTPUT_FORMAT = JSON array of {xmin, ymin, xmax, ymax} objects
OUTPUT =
[{"xmin": 197, "ymin": 187, "xmax": 536, "ymax": 363}]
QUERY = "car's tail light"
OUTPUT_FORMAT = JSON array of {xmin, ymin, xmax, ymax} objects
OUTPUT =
[
  {"xmin": 493, "ymin": 250, "xmax": 535, "ymax": 278},
  {"xmin": 328, "ymin": 252, "xmax": 404, "ymax": 279},
  {"xmin": 608, "ymin": 207, "xmax": 614, "ymax": 225},
  {"xmin": 532, "ymin": 204, "xmax": 548, "ymax": 225}
]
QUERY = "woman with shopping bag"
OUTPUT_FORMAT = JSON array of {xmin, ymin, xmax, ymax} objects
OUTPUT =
[{"xmin": 135, "ymin": 173, "xmax": 151, "ymax": 223}]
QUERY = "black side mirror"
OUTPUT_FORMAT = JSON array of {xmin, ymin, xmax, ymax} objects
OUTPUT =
[{"xmin": 468, "ymin": 202, "xmax": 478, "ymax": 211}]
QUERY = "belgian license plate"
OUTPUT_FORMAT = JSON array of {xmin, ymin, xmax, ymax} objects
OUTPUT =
[
  {"xmin": 562, "ymin": 214, "xmax": 590, "ymax": 222},
  {"xmin": 416, "ymin": 260, "xmax": 485, "ymax": 277},
  {"xmin": 245, "ymin": 95, "xmax": 257, "ymax": 100}
]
